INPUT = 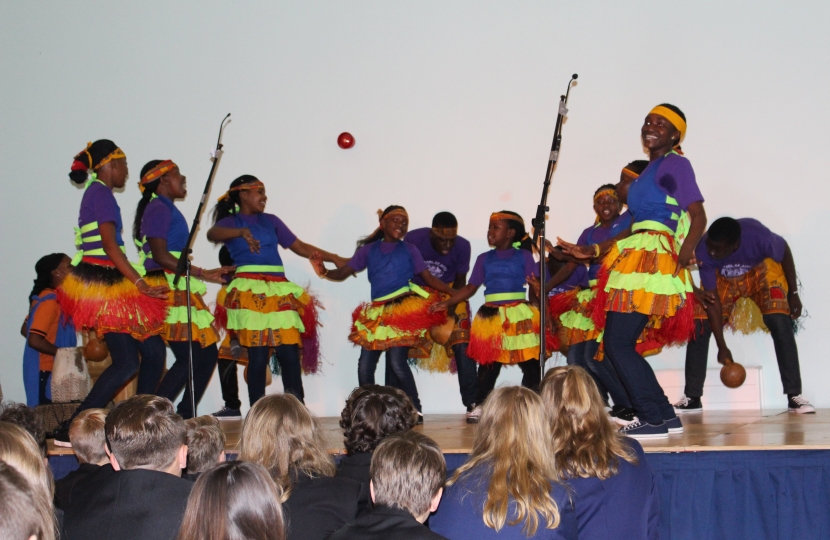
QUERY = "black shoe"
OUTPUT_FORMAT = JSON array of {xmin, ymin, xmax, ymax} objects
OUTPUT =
[
  {"xmin": 52, "ymin": 424, "xmax": 72, "ymax": 448},
  {"xmin": 211, "ymin": 407, "xmax": 242, "ymax": 419},
  {"xmin": 673, "ymin": 395, "xmax": 702, "ymax": 413},
  {"xmin": 466, "ymin": 404, "xmax": 481, "ymax": 424},
  {"xmin": 416, "ymin": 412, "xmax": 424, "ymax": 426},
  {"xmin": 788, "ymin": 395, "xmax": 816, "ymax": 414},
  {"xmin": 611, "ymin": 407, "xmax": 638, "ymax": 426}
]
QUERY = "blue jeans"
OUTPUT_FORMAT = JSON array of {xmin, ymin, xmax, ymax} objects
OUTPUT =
[
  {"xmin": 603, "ymin": 312, "xmax": 675, "ymax": 425},
  {"xmin": 359, "ymin": 347, "xmax": 421, "ymax": 412},
  {"xmin": 567, "ymin": 340, "xmax": 633, "ymax": 409},
  {"xmin": 247, "ymin": 344, "xmax": 304, "ymax": 406},
  {"xmin": 71, "ymin": 333, "xmax": 166, "ymax": 418},
  {"xmin": 157, "ymin": 342, "xmax": 219, "ymax": 418}
]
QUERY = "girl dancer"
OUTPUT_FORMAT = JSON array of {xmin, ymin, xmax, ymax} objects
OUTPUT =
[
  {"xmin": 311, "ymin": 206, "xmax": 453, "ymax": 416},
  {"xmin": 432, "ymin": 211, "xmax": 554, "ymax": 406},
  {"xmin": 55, "ymin": 140, "xmax": 168, "ymax": 445},
  {"xmin": 22, "ymin": 253, "xmax": 76, "ymax": 406},
  {"xmin": 134, "ymin": 159, "xmax": 230, "ymax": 418},
  {"xmin": 207, "ymin": 174, "xmax": 346, "ymax": 405},
  {"xmin": 558, "ymin": 104, "xmax": 706, "ymax": 439}
]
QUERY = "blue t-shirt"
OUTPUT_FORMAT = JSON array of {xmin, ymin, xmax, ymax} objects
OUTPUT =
[
  {"xmin": 404, "ymin": 227, "xmax": 471, "ymax": 286},
  {"xmin": 216, "ymin": 213, "xmax": 297, "ymax": 271},
  {"xmin": 628, "ymin": 153, "xmax": 703, "ymax": 232},
  {"xmin": 346, "ymin": 241, "xmax": 428, "ymax": 300},
  {"xmin": 140, "ymin": 195, "xmax": 189, "ymax": 271},
  {"xmin": 577, "ymin": 212, "xmax": 632, "ymax": 281}
]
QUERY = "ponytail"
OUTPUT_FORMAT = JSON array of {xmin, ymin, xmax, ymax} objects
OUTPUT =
[
  {"xmin": 211, "ymin": 175, "xmax": 261, "ymax": 228},
  {"xmin": 133, "ymin": 160, "xmax": 164, "ymax": 242},
  {"xmin": 356, "ymin": 205, "xmax": 407, "ymax": 249},
  {"xmin": 29, "ymin": 253, "xmax": 66, "ymax": 304},
  {"xmin": 497, "ymin": 210, "xmax": 532, "ymax": 252}
]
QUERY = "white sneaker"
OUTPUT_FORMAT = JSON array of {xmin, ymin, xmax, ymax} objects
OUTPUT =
[{"xmin": 788, "ymin": 395, "xmax": 816, "ymax": 414}]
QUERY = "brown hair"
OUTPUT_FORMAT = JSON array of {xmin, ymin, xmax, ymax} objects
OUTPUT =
[
  {"xmin": 176, "ymin": 461, "xmax": 286, "ymax": 540},
  {"xmin": 0, "ymin": 402, "xmax": 45, "ymax": 456},
  {"xmin": 239, "ymin": 394, "xmax": 335, "ymax": 500},
  {"xmin": 185, "ymin": 423, "xmax": 225, "ymax": 475},
  {"xmin": 371, "ymin": 431, "xmax": 445, "ymax": 517},
  {"xmin": 0, "ymin": 422, "xmax": 56, "ymax": 540},
  {"xmin": 105, "ymin": 395, "xmax": 186, "ymax": 471},
  {"xmin": 69, "ymin": 409, "xmax": 108, "ymax": 465},
  {"xmin": 540, "ymin": 366, "xmax": 637, "ymax": 480},
  {"xmin": 0, "ymin": 461, "xmax": 54, "ymax": 540},
  {"xmin": 340, "ymin": 385, "xmax": 418, "ymax": 455},
  {"xmin": 448, "ymin": 386, "xmax": 561, "ymax": 536}
]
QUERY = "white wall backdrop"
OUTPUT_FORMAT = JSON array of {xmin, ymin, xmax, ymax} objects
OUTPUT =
[{"xmin": 1, "ymin": 1, "xmax": 828, "ymax": 417}]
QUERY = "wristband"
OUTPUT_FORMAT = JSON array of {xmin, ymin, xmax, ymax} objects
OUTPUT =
[
  {"xmin": 134, "ymin": 277, "xmax": 146, "ymax": 286},
  {"xmin": 593, "ymin": 244, "xmax": 601, "ymax": 258}
]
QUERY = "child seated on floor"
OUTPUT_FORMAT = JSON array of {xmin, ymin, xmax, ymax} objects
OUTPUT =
[
  {"xmin": 183, "ymin": 416, "xmax": 226, "ymax": 480},
  {"xmin": 54, "ymin": 408, "xmax": 108, "ymax": 509},
  {"xmin": 328, "ymin": 431, "xmax": 447, "ymax": 540}
]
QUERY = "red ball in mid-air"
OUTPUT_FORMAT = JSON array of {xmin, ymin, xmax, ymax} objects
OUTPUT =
[{"xmin": 337, "ymin": 132, "xmax": 355, "ymax": 149}]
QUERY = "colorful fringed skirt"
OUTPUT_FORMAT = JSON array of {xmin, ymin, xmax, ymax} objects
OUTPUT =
[
  {"xmin": 408, "ymin": 288, "xmax": 471, "ymax": 373},
  {"xmin": 57, "ymin": 258, "xmax": 167, "ymax": 340},
  {"xmin": 590, "ymin": 228, "xmax": 695, "ymax": 348},
  {"xmin": 144, "ymin": 270, "xmax": 218, "ymax": 348},
  {"xmin": 223, "ymin": 272, "xmax": 321, "ymax": 374},
  {"xmin": 468, "ymin": 301, "xmax": 556, "ymax": 365},
  {"xmin": 550, "ymin": 287, "xmax": 597, "ymax": 351},
  {"xmin": 350, "ymin": 289, "xmax": 447, "ymax": 351}
]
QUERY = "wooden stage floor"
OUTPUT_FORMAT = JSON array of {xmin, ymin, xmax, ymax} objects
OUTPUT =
[{"xmin": 48, "ymin": 409, "xmax": 830, "ymax": 457}]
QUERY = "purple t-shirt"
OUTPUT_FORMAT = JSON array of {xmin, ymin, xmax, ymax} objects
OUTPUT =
[
  {"xmin": 216, "ymin": 213, "xmax": 297, "ymax": 268},
  {"xmin": 78, "ymin": 181, "xmax": 124, "ymax": 259},
  {"xmin": 643, "ymin": 153, "xmax": 704, "ymax": 210},
  {"xmin": 347, "ymin": 241, "xmax": 427, "ymax": 275},
  {"xmin": 696, "ymin": 218, "xmax": 786, "ymax": 290},
  {"xmin": 404, "ymin": 228, "xmax": 472, "ymax": 286},
  {"xmin": 549, "ymin": 264, "xmax": 588, "ymax": 297},
  {"xmin": 469, "ymin": 249, "xmax": 539, "ymax": 287},
  {"xmin": 140, "ymin": 195, "xmax": 189, "ymax": 271},
  {"xmin": 577, "ymin": 212, "xmax": 632, "ymax": 281}
]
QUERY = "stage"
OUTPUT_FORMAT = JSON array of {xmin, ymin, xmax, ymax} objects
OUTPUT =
[{"xmin": 48, "ymin": 410, "xmax": 830, "ymax": 540}]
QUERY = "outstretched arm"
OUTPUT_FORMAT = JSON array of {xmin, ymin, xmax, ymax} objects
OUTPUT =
[
  {"xmin": 309, "ymin": 251, "xmax": 355, "ymax": 282},
  {"xmin": 289, "ymin": 239, "xmax": 350, "ymax": 268},
  {"xmin": 146, "ymin": 238, "xmax": 232, "ymax": 284},
  {"xmin": 431, "ymin": 284, "xmax": 479, "ymax": 312}
]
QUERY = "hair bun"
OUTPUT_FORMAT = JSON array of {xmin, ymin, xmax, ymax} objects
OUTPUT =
[{"xmin": 69, "ymin": 168, "xmax": 88, "ymax": 184}]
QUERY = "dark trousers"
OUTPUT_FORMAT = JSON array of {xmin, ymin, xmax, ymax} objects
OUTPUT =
[
  {"xmin": 156, "ymin": 342, "xmax": 219, "ymax": 418},
  {"xmin": 359, "ymin": 346, "xmax": 422, "ymax": 412},
  {"xmin": 453, "ymin": 343, "xmax": 479, "ymax": 408},
  {"xmin": 567, "ymin": 340, "xmax": 633, "ymax": 409},
  {"xmin": 72, "ymin": 333, "xmax": 166, "ymax": 418},
  {"xmin": 39, "ymin": 371, "xmax": 52, "ymax": 405},
  {"xmin": 217, "ymin": 359, "xmax": 241, "ymax": 410},
  {"xmin": 247, "ymin": 344, "xmax": 304, "ymax": 406},
  {"xmin": 684, "ymin": 315, "xmax": 802, "ymax": 397},
  {"xmin": 603, "ymin": 312, "xmax": 675, "ymax": 425},
  {"xmin": 475, "ymin": 359, "xmax": 541, "ymax": 404}
]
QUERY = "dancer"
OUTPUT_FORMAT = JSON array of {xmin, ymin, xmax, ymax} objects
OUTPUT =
[
  {"xmin": 432, "ymin": 211, "xmax": 553, "ymax": 407},
  {"xmin": 674, "ymin": 217, "xmax": 814, "ymax": 413},
  {"xmin": 54, "ymin": 140, "xmax": 169, "ymax": 445},
  {"xmin": 207, "ymin": 174, "xmax": 346, "ymax": 406},
  {"xmin": 22, "ymin": 253, "xmax": 76, "ymax": 406},
  {"xmin": 558, "ymin": 104, "xmax": 706, "ymax": 439},
  {"xmin": 405, "ymin": 212, "xmax": 480, "ymax": 421},
  {"xmin": 210, "ymin": 246, "xmax": 243, "ymax": 419},
  {"xmin": 134, "ymin": 160, "xmax": 231, "ymax": 418},
  {"xmin": 311, "ymin": 206, "xmax": 454, "ymax": 417}
]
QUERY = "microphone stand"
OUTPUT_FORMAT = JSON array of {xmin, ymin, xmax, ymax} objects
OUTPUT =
[
  {"xmin": 173, "ymin": 113, "xmax": 231, "ymax": 417},
  {"xmin": 531, "ymin": 75, "xmax": 577, "ymax": 377}
]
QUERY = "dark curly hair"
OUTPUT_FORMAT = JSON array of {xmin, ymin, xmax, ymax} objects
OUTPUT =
[
  {"xmin": 0, "ymin": 402, "xmax": 46, "ymax": 456},
  {"xmin": 339, "ymin": 385, "xmax": 418, "ymax": 455}
]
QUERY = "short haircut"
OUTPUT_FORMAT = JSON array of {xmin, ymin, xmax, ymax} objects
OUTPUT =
[
  {"xmin": 0, "ymin": 462, "xmax": 55, "ymax": 540},
  {"xmin": 371, "ymin": 431, "xmax": 445, "ymax": 517},
  {"xmin": 105, "ymin": 395, "xmax": 186, "ymax": 471},
  {"xmin": 0, "ymin": 402, "xmax": 45, "ymax": 456},
  {"xmin": 432, "ymin": 212, "xmax": 458, "ymax": 228},
  {"xmin": 185, "ymin": 423, "xmax": 225, "ymax": 475},
  {"xmin": 339, "ymin": 385, "xmax": 418, "ymax": 455},
  {"xmin": 69, "ymin": 409, "xmax": 107, "ymax": 464},
  {"xmin": 708, "ymin": 217, "xmax": 742, "ymax": 245}
]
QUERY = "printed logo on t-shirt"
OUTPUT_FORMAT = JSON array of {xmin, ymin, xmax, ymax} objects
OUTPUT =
[
  {"xmin": 425, "ymin": 260, "xmax": 448, "ymax": 280},
  {"xmin": 719, "ymin": 263, "xmax": 754, "ymax": 279}
]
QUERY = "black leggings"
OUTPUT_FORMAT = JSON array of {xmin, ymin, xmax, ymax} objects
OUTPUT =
[{"xmin": 475, "ymin": 359, "xmax": 541, "ymax": 404}]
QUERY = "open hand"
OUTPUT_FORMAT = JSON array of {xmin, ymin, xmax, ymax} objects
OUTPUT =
[
  {"xmin": 240, "ymin": 228, "xmax": 260, "ymax": 253},
  {"xmin": 556, "ymin": 237, "xmax": 594, "ymax": 260},
  {"xmin": 138, "ymin": 280, "xmax": 170, "ymax": 300},
  {"xmin": 200, "ymin": 266, "xmax": 236, "ymax": 284},
  {"xmin": 430, "ymin": 301, "xmax": 450, "ymax": 313},
  {"xmin": 693, "ymin": 287, "xmax": 716, "ymax": 308}
]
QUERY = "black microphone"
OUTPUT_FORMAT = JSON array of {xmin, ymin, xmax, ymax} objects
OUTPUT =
[{"xmin": 572, "ymin": 74, "xmax": 578, "ymax": 80}]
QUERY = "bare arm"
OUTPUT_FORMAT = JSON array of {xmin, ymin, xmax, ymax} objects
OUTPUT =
[
  {"xmin": 207, "ymin": 225, "xmax": 261, "ymax": 253},
  {"xmin": 419, "ymin": 271, "xmax": 455, "ymax": 296},
  {"xmin": 27, "ymin": 333, "xmax": 57, "ymax": 357},
  {"xmin": 431, "ymin": 283, "xmax": 479, "ymax": 312},
  {"xmin": 289, "ymin": 239, "xmax": 350, "ymax": 268},
  {"xmin": 452, "ymin": 273, "xmax": 467, "ymax": 290},
  {"xmin": 677, "ymin": 201, "xmax": 707, "ymax": 269},
  {"xmin": 99, "ymin": 222, "xmax": 168, "ymax": 299},
  {"xmin": 698, "ymin": 287, "xmax": 733, "ymax": 365},
  {"xmin": 557, "ymin": 224, "xmax": 633, "ymax": 260},
  {"xmin": 146, "ymin": 238, "xmax": 231, "ymax": 284},
  {"xmin": 780, "ymin": 242, "xmax": 802, "ymax": 319}
]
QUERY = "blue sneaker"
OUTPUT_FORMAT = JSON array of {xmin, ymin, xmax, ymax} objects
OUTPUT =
[
  {"xmin": 211, "ymin": 407, "xmax": 242, "ymax": 419},
  {"xmin": 619, "ymin": 419, "xmax": 669, "ymax": 440},
  {"xmin": 665, "ymin": 416, "xmax": 684, "ymax": 434}
]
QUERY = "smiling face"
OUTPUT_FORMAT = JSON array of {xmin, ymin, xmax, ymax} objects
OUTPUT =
[
  {"xmin": 487, "ymin": 219, "xmax": 515, "ymax": 249},
  {"xmin": 238, "ymin": 185, "xmax": 267, "ymax": 214},
  {"xmin": 641, "ymin": 113, "xmax": 680, "ymax": 156},
  {"xmin": 593, "ymin": 193, "xmax": 621, "ymax": 225},
  {"xmin": 381, "ymin": 213, "xmax": 409, "ymax": 241}
]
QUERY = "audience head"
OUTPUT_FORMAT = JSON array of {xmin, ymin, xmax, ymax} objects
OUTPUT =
[
  {"xmin": 0, "ymin": 461, "xmax": 55, "ymax": 540},
  {"xmin": 0, "ymin": 422, "xmax": 56, "ymax": 540},
  {"xmin": 69, "ymin": 409, "xmax": 108, "ymax": 465},
  {"xmin": 184, "ymin": 416, "xmax": 226, "ymax": 475},
  {"xmin": 240, "ymin": 394, "xmax": 334, "ymax": 499},
  {"xmin": 105, "ymin": 395, "xmax": 187, "ymax": 474},
  {"xmin": 370, "ymin": 431, "xmax": 445, "ymax": 523},
  {"xmin": 339, "ymin": 385, "xmax": 418, "ymax": 455},
  {"xmin": 540, "ymin": 366, "xmax": 637, "ymax": 480},
  {"xmin": 450, "ymin": 386, "xmax": 561, "ymax": 536},
  {"xmin": 0, "ymin": 402, "xmax": 46, "ymax": 456},
  {"xmin": 176, "ymin": 461, "xmax": 285, "ymax": 540}
]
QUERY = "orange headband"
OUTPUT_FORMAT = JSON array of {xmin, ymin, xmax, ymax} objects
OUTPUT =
[
  {"xmin": 218, "ymin": 180, "xmax": 265, "ymax": 202},
  {"xmin": 650, "ymin": 105, "xmax": 687, "ymax": 142},
  {"xmin": 622, "ymin": 167, "xmax": 640, "ymax": 179},
  {"xmin": 431, "ymin": 226, "xmax": 457, "ymax": 239},
  {"xmin": 490, "ymin": 212, "xmax": 524, "ymax": 226},
  {"xmin": 139, "ymin": 160, "xmax": 177, "ymax": 193},
  {"xmin": 93, "ymin": 148, "xmax": 126, "ymax": 170},
  {"xmin": 593, "ymin": 188, "xmax": 618, "ymax": 202},
  {"xmin": 378, "ymin": 208, "xmax": 408, "ymax": 221}
]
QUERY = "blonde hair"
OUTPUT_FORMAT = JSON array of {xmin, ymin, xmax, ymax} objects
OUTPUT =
[
  {"xmin": 186, "ymin": 424, "xmax": 225, "ymax": 475},
  {"xmin": 0, "ymin": 422, "xmax": 56, "ymax": 540},
  {"xmin": 540, "ymin": 366, "xmax": 637, "ymax": 480},
  {"xmin": 69, "ymin": 409, "xmax": 108, "ymax": 465},
  {"xmin": 448, "ymin": 386, "xmax": 561, "ymax": 536},
  {"xmin": 371, "ymin": 431, "xmax": 445, "ymax": 516},
  {"xmin": 0, "ymin": 462, "xmax": 54, "ymax": 540},
  {"xmin": 239, "ymin": 394, "xmax": 335, "ymax": 500}
]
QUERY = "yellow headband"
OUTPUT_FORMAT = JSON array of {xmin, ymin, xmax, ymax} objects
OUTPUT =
[
  {"xmin": 139, "ymin": 160, "xmax": 178, "ymax": 193},
  {"xmin": 431, "ymin": 226, "xmax": 457, "ymax": 239},
  {"xmin": 621, "ymin": 167, "xmax": 640, "ymax": 179},
  {"xmin": 93, "ymin": 148, "xmax": 126, "ymax": 170},
  {"xmin": 593, "ymin": 188, "xmax": 618, "ymax": 203},
  {"xmin": 378, "ymin": 208, "xmax": 408, "ymax": 222},
  {"xmin": 490, "ymin": 212, "xmax": 524, "ymax": 226},
  {"xmin": 650, "ymin": 106, "xmax": 686, "ymax": 142},
  {"xmin": 217, "ymin": 180, "xmax": 265, "ymax": 202}
]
